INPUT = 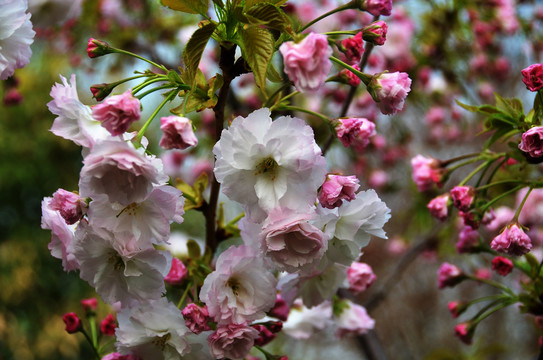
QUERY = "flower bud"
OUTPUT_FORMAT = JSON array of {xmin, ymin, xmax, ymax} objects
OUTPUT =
[
  {"xmin": 81, "ymin": 298, "xmax": 98, "ymax": 312},
  {"xmin": 62, "ymin": 312, "xmax": 82, "ymax": 334},
  {"xmin": 318, "ymin": 174, "xmax": 360, "ymax": 209},
  {"xmin": 491, "ymin": 256, "xmax": 514, "ymax": 276},
  {"xmin": 359, "ymin": 0, "xmax": 392, "ymax": 16},
  {"xmin": 100, "ymin": 314, "xmax": 117, "ymax": 336},
  {"xmin": 347, "ymin": 262, "xmax": 376, "ymax": 294},
  {"xmin": 90, "ymin": 83, "xmax": 114, "ymax": 101},
  {"xmin": 427, "ymin": 194, "xmax": 449, "ymax": 221},
  {"xmin": 362, "ymin": 21, "xmax": 388, "ymax": 46},
  {"xmin": 159, "ymin": 116, "xmax": 198, "ymax": 150},
  {"xmin": 164, "ymin": 257, "xmax": 188, "ymax": 286},
  {"xmin": 182, "ymin": 303, "xmax": 212, "ymax": 334},
  {"xmin": 450, "ymin": 186, "xmax": 475, "ymax": 212},
  {"xmin": 341, "ymin": 32, "xmax": 364, "ymax": 63},
  {"xmin": 454, "ymin": 322, "xmax": 474, "ymax": 344},
  {"xmin": 268, "ymin": 294, "xmax": 289, "ymax": 321},
  {"xmin": 490, "ymin": 224, "xmax": 532, "ymax": 256},
  {"xmin": 447, "ymin": 301, "xmax": 466, "ymax": 318},
  {"xmin": 437, "ymin": 262, "xmax": 465, "ymax": 289},
  {"xmin": 87, "ymin": 38, "xmax": 114, "ymax": 58},
  {"xmin": 368, "ymin": 72, "xmax": 412, "ymax": 115},
  {"xmin": 521, "ymin": 63, "xmax": 543, "ymax": 92}
]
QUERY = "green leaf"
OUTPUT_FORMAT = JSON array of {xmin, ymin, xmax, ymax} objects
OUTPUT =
[
  {"xmin": 244, "ymin": 0, "xmax": 287, "ymax": 9},
  {"xmin": 239, "ymin": 25, "xmax": 274, "ymax": 89},
  {"xmin": 266, "ymin": 62, "xmax": 283, "ymax": 83},
  {"xmin": 183, "ymin": 22, "xmax": 217, "ymax": 86},
  {"xmin": 245, "ymin": 3, "xmax": 292, "ymax": 32},
  {"xmin": 211, "ymin": 0, "xmax": 224, "ymax": 8},
  {"xmin": 187, "ymin": 239, "xmax": 202, "ymax": 259},
  {"xmin": 176, "ymin": 172, "xmax": 209, "ymax": 210},
  {"xmin": 495, "ymin": 93, "xmax": 524, "ymax": 119},
  {"xmin": 172, "ymin": 71, "xmax": 222, "ymax": 114},
  {"xmin": 455, "ymin": 99, "xmax": 479, "ymax": 112},
  {"xmin": 161, "ymin": 0, "xmax": 209, "ymax": 15}
]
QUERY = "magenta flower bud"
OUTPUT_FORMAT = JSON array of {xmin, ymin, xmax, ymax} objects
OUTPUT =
[
  {"xmin": 100, "ymin": 314, "xmax": 117, "ymax": 336},
  {"xmin": 521, "ymin": 63, "xmax": 543, "ymax": 92},
  {"xmin": 519, "ymin": 126, "xmax": 543, "ymax": 158},
  {"xmin": 411, "ymin": 155, "xmax": 444, "ymax": 192},
  {"xmin": 437, "ymin": 262, "xmax": 465, "ymax": 289},
  {"xmin": 92, "ymin": 90, "xmax": 141, "ymax": 136},
  {"xmin": 450, "ymin": 186, "xmax": 475, "ymax": 212},
  {"xmin": 491, "ymin": 256, "xmax": 514, "ymax": 276},
  {"xmin": 182, "ymin": 303, "xmax": 211, "ymax": 334},
  {"xmin": 159, "ymin": 116, "xmax": 198, "ymax": 150},
  {"xmin": 454, "ymin": 322, "xmax": 474, "ymax": 345},
  {"xmin": 268, "ymin": 294, "xmax": 289, "ymax": 321},
  {"xmin": 318, "ymin": 174, "xmax": 360, "ymax": 209},
  {"xmin": 362, "ymin": 21, "xmax": 388, "ymax": 46},
  {"xmin": 347, "ymin": 262, "xmax": 376, "ymax": 294},
  {"xmin": 341, "ymin": 32, "xmax": 364, "ymax": 63},
  {"xmin": 90, "ymin": 83, "xmax": 113, "ymax": 101},
  {"xmin": 427, "ymin": 194, "xmax": 449, "ymax": 221},
  {"xmin": 62, "ymin": 312, "xmax": 82, "ymax": 334},
  {"xmin": 456, "ymin": 226, "xmax": 479, "ymax": 254},
  {"xmin": 490, "ymin": 224, "xmax": 532, "ymax": 256},
  {"xmin": 81, "ymin": 298, "xmax": 98, "ymax": 312},
  {"xmin": 87, "ymin": 38, "xmax": 114, "ymax": 58},
  {"xmin": 368, "ymin": 72, "xmax": 412, "ymax": 115},
  {"xmin": 164, "ymin": 257, "xmax": 188, "ymax": 286},
  {"xmin": 361, "ymin": 0, "xmax": 392, "ymax": 16},
  {"xmin": 49, "ymin": 189, "xmax": 86, "ymax": 225},
  {"xmin": 447, "ymin": 301, "xmax": 466, "ymax": 318},
  {"xmin": 252, "ymin": 324, "xmax": 276, "ymax": 347},
  {"xmin": 3, "ymin": 88, "xmax": 23, "ymax": 105},
  {"xmin": 335, "ymin": 117, "xmax": 376, "ymax": 151}
]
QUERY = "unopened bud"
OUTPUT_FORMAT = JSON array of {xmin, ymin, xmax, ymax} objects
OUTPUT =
[
  {"xmin": 90, "ymin": 83, "xmax": 113, "ymax": 101},
  {"xmin": 362, "ymin": 21, "xmax": 388, "ymax": 46},
  {"xmin": 87, "ymin": 38, "xmax": 114, "ymax": 58}
]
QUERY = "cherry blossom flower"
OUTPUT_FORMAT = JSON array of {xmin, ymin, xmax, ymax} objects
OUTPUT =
[
  {"xmin": 182, "ymin": 304, "xmax": 211, "ymax": 334},
  {"xmin": 92, "ymin": 90, "xmax": 141, "ymax": 136},
  {"xmin": 490, "ymin": 224, "xmax": 532, "ymax": 256},
  {"xmin": 363, "ymin": 0, "xmax": 392, "ymax": 16},
  {"xmin": 450, "ymin": 186, "xmax": 475, "ymax": 212},
  {"xmin": 115, "ymin": 298, "xmax": 192, "ymax": 360},
  {"xmin": 62, "ymin": 312, "xmax": 82, "ymax": 334},
  {"xmin": 282, "ymin": 300, "xmax": 333, "ymax": 339},
  {"xmin": 49, "ymin": 189, "xmax": 86, "ymax": 225},
  {"xmin": 334, "ymin": 300, "xmax": 375, "ymax": 337},
  {"xmin": 410, "ymin": 155, "xmax": 444, "ymax": 192},
  {"xmin": 347, "ymin": 262, "xmax": 376, "ymax": 294},
  {"xmin": 335, "ymin": 117, "xmax": 376, "ymax": 151},
  {"xmin": 200, "ymin": 245, "xmax": 277, "ymax": 325},
  {"xmin": 164, "ymin": 257, "xmax": 188, "ymax": 286},
  {"xmin": 521, "ymin": 64, "xmax": 543, "ymax": 92},
  {"xmin": 48, "ymin": 74, "xmax": 110, "ymax": 148},
  {"xmin": 341, "ymin": 32, "xmax": 364, "ymax": 63},
  {"xmin": 427, "ymin": 194, "xmax": 449, "ymax": 221},
  {"xmin": 213, "ymin": 108, "xmax": 326, "ymax": 222},
  {"xmin": 279, "ymin": 32, "xmax": 333, "ymax": 93},
  {"xmin": 79, "ymin": 139, "xmax": 168, "ymax": 206},
  {"xmin": 519, "ymin": 126, "xmax": 543, "ymax": 158},
  {"xmin": 491, "ymin": 256, "xmax": 514, "ymax": 276},
  {"xmin": 0, "ymin": 0, "xmax": 35, "ymax": 80},
  {"xmin": 318, "ymin": 174, "xmax": 360, "ymax": 209},
  {"xmin": 362, "ymin": 21, "xmax": 388, "ymax": 46},
  {"xmin": 456, "ymin": 226, "xmax": 479, "ymax": 254},
  {"xmin": 73, "ymin": 223, "xmax": 171, "ymax": 306},
  {"xmin": 437, "ymin": 262, "xmax": 465, "ymax": 289},
  {"xmin": 159, "ymin": 116, "xmax": 198, "ymax": 150},
  {"xmin": 368, "ymin": 72, "xmax": 412, "ymax": 115},
  {"xmin": 101, "ymin": 314, "xmax": 117, "ymax": 336},
  {"xmin": 208, "ymin": 323, "xmax": 259, "ymax": 360}
]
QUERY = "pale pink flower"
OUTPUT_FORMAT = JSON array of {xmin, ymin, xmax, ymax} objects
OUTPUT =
[
  {"xmin": 0, "ymin": 0, "xmax": 35, "ymax": 80},
  {"xmin": 427, "ymin": 194, "xmax": 449, "ymax": 221},
  {"xmin": 334, "ymin": 300, "xmax": 375, "ymax": 337},
  {"xmin": 318, "ymin": 174, "xmax": 360, "ymax": 209},
  {"xmin": 368, "ymin": 169, "xmax": 388, "ymax": 189},
  {"xmin": 490, "ymin": 224, "xmax": 533, "ymax": 256},
  {"xmin": 519, "ymin": 126, "xmax": 543, "ymax": 158},
  {"xmin": 208, "ymin": 323, "xmax": 259, "ymax": 360},
  {"xmin": 437, "ymin": 262, "xmax": 464, "ymax": 289},
  {"xmin": 41, "ymin": 198, "xmax": 79, "ymax": 272},
  {"xmin": 485, "ymin": 206, "xmax": 514, "ymax": 231},
  {"xmin": 48, "ymin": 74, "xmax": 110, "ymax": 148},
  {"xmin": 297, "ymin": 263, "xmax": 349, "ymax": 307},
  {"xmin": 182, "ymin": 303, "xmax": 211, "ymax": 334},
  {"xmin": 49, "ymin": 188, "xmax": 86, "ymax": 225},
  {"xmin": 199, "ymin": 245, "xmax": 277, "ymax": 324},
  {"xmin": 259, "ymin": 209, "xmax": 328, "ymax": 273},
  {"xmin": 279, "ymin": 32, "xmax": 333, "ymax": 93},
  {"xmin": 411, "ymin": 155, "xmax": 443, "ymax": 192},
  {"xmin": 116, "ymin": 298, "xmax": 192, "ymax": 360},
  {"xmin": 73, "ymin": 223, "xmax": 171, "ymax": 306},
  {"xmin": 159, "ymin": 116, "xmax": 198, "ymax": 150},
  {"xmin": 282, "ymin": 299, "xmax": 333, "ymax": 339},
  {"xmin": 521, "ymin": 64, "xmax": 543, "ymax": 92},
  {"xmin": 450, "ymin": 186, "xmax": 475, "ymax": 212},
  {"xmin": 213, "ymin": 108, "xmax": 326, "ymax": 222},
  {"xmin": 369, "ymin": 72, "xmax": 412, "ymax": 115},
  {"xmin": 335, "ymin": 117, "xmax": 376, "ymax": 151},
  {"xmin": 364, "ymin": 0, "xmax": 392, "ymax": 16},
  {"xmin": 79, "ymin": 139, "xmax": 168, "ymax": 206},
  {"xmin": 87, "ymin": 185, "xmax": 184, "ymax": 246},
  {"xmin": 347, "ymin": 262, "xmax": 376, "ymax": 294},
  {"xmin": 164, "ymin": 258, "xmax": 188, "ymax": 286},
  {"xmin": 92, "ymin": 90, "xmax": 140, "ymax": 136}
]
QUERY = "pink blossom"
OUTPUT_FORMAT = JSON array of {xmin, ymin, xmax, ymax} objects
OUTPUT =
[
  {"xmin": 279, "ymin": 32, "xmax": 333, "ymax": 93},
  {"xmin": 364, "ymin": 0, "xmax": 392, "ymax": 16},
  {"xmin": 49, "ymin": 189, "xmax": 86, "ymax": 225},
  {"xmin": 427, "ymin": 194, "xmax": 449, "ymax": 221},
  {"xmin": 181, "ymin": 303, "xmax": 211, "ymax": 334},
  {"xmin": 368, "ymin": 169, "xmax": 388, "ymax": 189},
  {"xmin": 200, "ymin": 245, "xmax": 277, "ymax": 324},
  {"xmin": 410, "ymin": 155, "xmax": 444, "ymax": 192},
  {"xmin": 101, "ymin": 354, "xmax": 140, "ymax": 360},
  {"xmin": 79, "ymin": 139, "xmax": 167, "ymax": 206},
  {"xmin": 491, "ymin": 256, "xmax": 514, "ymax": 276},
  {"xmin": 485, "ymin": 206, "xmax": 514, "ymax": 231},
  {"xmin": 490, "ymin": 224, "xmax": 533, "ymax": 256},
  {"xmin": 454, "ymin": 322, "xmax": 473, "ymax": 344},
  {"xmin": 268, "ymin": 294, "xmax": 289, "ymax": 321},
  {"xmin": 519, "ymin": 126, "xmax": 543, "ymax": 158},
  {"xmin": 3, "ymin": 88, "xmax": 22, "ymax": 105},
  {"xmin": 447, "ymin": 301, "xmax": 464, "ymax": 318},
  {"xmin": 100, "ymin": 314, "xmax": 116, "ymax": 336},
  {"xmin": 521, "ymin": 63, "xmax": 543, "ymax": 92},
  {"xmin": 450, "ymin": 186, "xmax": 475, "ymax": 212},
  {"xmin": 456, "ymin": 226, "xmax": 479, "ymax": 254},
  {"xmin": 208, "ymin": 323, "xmax": 260, "ymax": 360},
  {"xmin": 369, "ymin": 72, "xmax": 411, "ymax": 115},
  {"xmin": 425, "ymin": 106, "xmax": 446, "ymax": 125},
  {"xmin": 341, "ymin": 32, "xmax": 364, "ymax": 63},
  {"xmin": 335, "ymin": 117, "xmax": 376, "ymax": 151},
  {"xmin": 87, "ymin": 38, "xmax": 112, "ymax": 58},
  {"xmin": 335, "ymin": 300, "xmax": 375, "ymax": 337},
  {"xmin": 81, "ymin": 298, "xmax": 97, "ymax": 311},
  {"xmin": 164, "ymin": 257, "xmax": 188, "ymax": 285},
  {"xmin": 347, "ymin": 262, "xmax": 376, "ymax": 294},
  {"xmin": 252, "ymin": 324, "xmax": 276, "ymax": 346},
  {"xmin": 340, "ymin": 65, "xmax": 361, "ymax": 87},
  {"xmin": 259, "ymin": 210, "xmax": 328, "ymax": 273},
  {"xmin": 362, "ymin": 21, "xmax": 387, "ymax": 46},
  {"xmin": 437, "ymin": 262, "xmax": 464, "ymax": 289},
  {"xmin": 92, "ymin": 90, "xmax": 141, "ymax": 136},
  {"xmin": 159, "ymin": 116, "xmax": 198, "ymax": 150},
  {"xmin": 318, "ymin": 174, "xmax": 360, "ymax": 209},
  {"xmin": 63, "ymin": 312, "xmax": 82, "ymax": 333}
]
